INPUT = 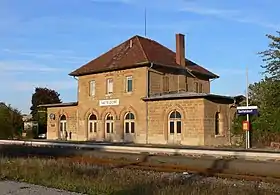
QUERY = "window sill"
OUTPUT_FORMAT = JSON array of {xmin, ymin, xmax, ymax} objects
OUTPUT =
[
  {"xmin": 125, "ymin": 92, "xmax": 133, "ymax": 95},
  {"xmin": 105, "ymin": 93, "xmax": 113, "ymax": 97},
  {"xmin": 215, "ymin": 135, "xmax": 225, "ymax": 138}
]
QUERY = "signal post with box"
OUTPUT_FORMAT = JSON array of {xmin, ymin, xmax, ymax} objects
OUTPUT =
[{"xmin": 237, "ymin": 106, "xmax": 258, "ymax": 149}]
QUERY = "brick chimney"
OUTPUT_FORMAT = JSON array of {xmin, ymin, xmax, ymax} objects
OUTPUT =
[{"xmin": 176, "ymin": 33, "xmax": 186, "ymax": 67}]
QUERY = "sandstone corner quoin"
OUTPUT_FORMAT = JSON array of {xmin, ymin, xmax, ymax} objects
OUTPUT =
[{"xmin": 39, "ymin": 33, "xmax": 244, "ymax": 146}]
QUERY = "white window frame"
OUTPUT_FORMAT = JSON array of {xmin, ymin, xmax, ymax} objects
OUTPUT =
[
  {"xmin": 89, "ymin": 80, "xmax": 96, "ymax": 97},
  {"xmin": 126, "ymin": 76, "xmax": 133, "ymax": 93},
  {"xmin": 168, "ymin": 111, "xmax": 182, "ymax": 135},
  {"xmin": 88, "ymin": 114, "xmax": 97, "ymax": 133},
  {"xmin": 105, "ymin": 114, "xmax": 114, "ymax": 134},
  {"xmin": 124, "ymin": 112, "xmax": 135, "ymax": 134},
  {"xmin": 106, "ymin": 78, "xmax": 113, "ymax": 94}
]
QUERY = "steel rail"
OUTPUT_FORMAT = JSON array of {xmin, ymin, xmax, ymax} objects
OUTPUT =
[
  {"xmin": 0, "ymin": 140, "xmax": 280, "ymax": 160},
  {"xmin": 61, "ymin": 156, "xmax": 280, "ymax": 184}
]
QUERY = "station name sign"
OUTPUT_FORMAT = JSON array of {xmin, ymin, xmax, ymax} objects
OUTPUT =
[
  {"xmin": 99, "ymin": 99, "xmax": 120, "ymax": 107},
  {"xmin": 237, "ymin": 106, "xmax": 258, "ymax": 115}
]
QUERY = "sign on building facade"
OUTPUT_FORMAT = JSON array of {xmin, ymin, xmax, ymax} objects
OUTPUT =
[{"xmin": 99, "ymin": 99, "xmax": 120, "ymax": 107}]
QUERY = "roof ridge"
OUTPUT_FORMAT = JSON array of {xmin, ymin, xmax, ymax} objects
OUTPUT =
[
  {"xmin": 136, "ymin": 35, "xmax": 197, "ymax": 78},
  {"xmin": 69, "ymin": 34, "xmax": 218, "ymax": 78},
  {"xmin": 136, "ymin": 36, "xmax": 149, "ymax": 62}
]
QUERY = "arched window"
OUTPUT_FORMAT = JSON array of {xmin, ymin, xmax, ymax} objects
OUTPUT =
[
  {"xmin": 215, "ymin": 112, "xmax": 222, "ymax": 135},
  {"xmin": 88, "ymin": 114, "xmax": 97, "ymax": 133},
  {"xmin": 169, "ymin": 111, "xmax": 182, "ymax": 134},
  {"xmin": 124, "ymin": 112, "xmax": 135, "ymax": 134},
  {"xmin": 105, "ymin": 113, "xmax": 114, "ymax": 134},
  {"xmin": 60, "ymin": 115, "xmax": 66, "ymax": 121},
  {"xmin": 59, "ymin": 115, "xmax": 67, "ymax": 139}
]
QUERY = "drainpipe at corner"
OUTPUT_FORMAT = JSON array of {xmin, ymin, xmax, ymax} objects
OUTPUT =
[
  {"xmin": 72, "ymin": 76, "xmax": 80, "ymax": 141},
  {"xmin": 228, "ymin": 102, "xmax": 237, "ymax": 146},
  {"xmin": 146, "ymin": 63, "xmax": 154, "ymax": 144}
]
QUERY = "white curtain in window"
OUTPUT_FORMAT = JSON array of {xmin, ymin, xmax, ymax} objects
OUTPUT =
[{"xmin": 90, "ymin": 80, "xmax": 95, "ymax": 96}]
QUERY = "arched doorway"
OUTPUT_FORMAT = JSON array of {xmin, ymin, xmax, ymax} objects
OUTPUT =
[
  {"xmin": 88, "ymin": 114, "xmax": 97, "ymax": 140},
  {"xmin": 124, "ymin": 112, "xmax": 135, "ymax": 142},
  {"xmin": 105, "ymin": 113, "xmax": 114, "ymax": 140},
  {"xmin": 59, "ymin": 115, "xmax": 67, "ymax": 140},
  {"xmin": 168, "ymin": 111, "xmax": 182, "ymax": 144}
]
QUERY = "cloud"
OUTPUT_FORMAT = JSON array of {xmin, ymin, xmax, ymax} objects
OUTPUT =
[
  {"xmin": 17, "ymin": 15, "xmax": 194, "ymax": 33},
  {"xmin": 9, "ymin": 80, "xmax": 76, "ymax": 91},
  {"xmin": 234, "ymin": 17, "xmax": 280, "ymax": 29},
  {"xmin": 179, "ymin": 2, "xmax": 279, "ymax": 30},
  {"xmin": 2, "ymin": 49, "xmax": 89, "ymax": 64},
  {"xmin": 0, "ymin": 60, "xmax": 68, "ymax": 73},
  {"xmin": 212, "ymin": 68, "xmax": 254, "ymax": 76},
  {"xmin": 90, "ymin": 0, "xmax": 131, "ymax": 4},
  {"xmin": 180, "ymin": 5, "xmax": 239, "ymax": 17}
]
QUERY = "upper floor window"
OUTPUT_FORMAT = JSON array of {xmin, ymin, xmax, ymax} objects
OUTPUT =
[
  {"xmin": 199, "ymin": 83, "xmax": 203, "ymax": 93},
  {"xmin": 194, "ymin": 82, "xmax": 199, "ymax": 93},
  {"xmin": 126, "ymin": 76, "xmax": 133, "ymax": 92},
  {"xmin": 89, "ymin": 80, "xmax": 96, "ymax": 96},
  {"xmin": 163, "ymin": 75, "xmax": 169, "ymax": 92},
  {"xmin": 106, "ymin": 78, "xmax": 113, "ymax": 94}
]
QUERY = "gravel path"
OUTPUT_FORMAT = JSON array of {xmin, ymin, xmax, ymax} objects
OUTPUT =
[{"xmin": 0, "ymin": 181, "xmax": 82, "ymax": 195}]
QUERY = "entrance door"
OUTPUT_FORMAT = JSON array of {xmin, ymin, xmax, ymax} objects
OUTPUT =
[
  {"xmin": 59, "ymin": 121, "xmax": 67, "ymax": 139},
  {"xmin": 88, "ymin": 114, "xmax": 98, "ymax": 140},
  {"xmin": 124, "ymin": 113, "xmax": 135, "ymax": 142},
  {"xmin": 105, "ymin": 114, "xmax": 114, "ymax": 141},
  {"xmin": 168, "ymin": 111, "xmax": 182, "ymax": 144}
]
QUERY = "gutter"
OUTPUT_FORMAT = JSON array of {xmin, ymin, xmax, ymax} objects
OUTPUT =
[
  {"xmin": 146, "ymin": 62, "xmax": 154, "ymax": 144},
  {"xmin": 210, "ymin": 77, "xmax": 219, "ymax": 82}
]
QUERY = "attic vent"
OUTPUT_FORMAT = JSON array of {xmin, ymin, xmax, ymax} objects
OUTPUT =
[{"xmin": 129, "ymin": 39, "xmax": 133, "ymax": 48}]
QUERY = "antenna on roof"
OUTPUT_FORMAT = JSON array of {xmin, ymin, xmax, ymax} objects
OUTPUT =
[{"xmin": 144, "ymin": 7, "xmax": 147, "ymax": 37}]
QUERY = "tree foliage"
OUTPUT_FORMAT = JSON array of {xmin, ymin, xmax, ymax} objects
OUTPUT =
[
  {"xmin": 259, "ymin": 31, "xmax": 280, "ymax": 80},
  {"xmin": 232, "ymin": 31, "xmax": 280, "ymax": 147},
  {"xmin": 0, "ymin": 103, "xmax": 23, "ymax": 139},
  {"xmin": 30, "ymin": 87, "xmax": 62, "ymax": 135}
]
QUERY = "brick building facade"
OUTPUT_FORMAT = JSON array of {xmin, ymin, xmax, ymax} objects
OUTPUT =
[{"xmin": 40, "ymin": 34, "xmax": 243, "ymax": 146}]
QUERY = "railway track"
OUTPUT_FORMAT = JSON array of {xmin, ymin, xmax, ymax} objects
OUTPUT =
[
  {"xmin": 63, "ymin": 155, "xmax": 280, "ymax": 184},
  {"xmin": 1, "ymin": 142, "xmax": 280, "ymax": 184},
  {"xmin": 1, "ymin": 139, "xmax": 280, "ymax": 161}
]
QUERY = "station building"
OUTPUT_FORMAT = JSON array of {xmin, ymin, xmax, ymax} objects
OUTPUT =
[{"xmin": 40, "ymin": 33, "xmax": 243, "ymax": 146}]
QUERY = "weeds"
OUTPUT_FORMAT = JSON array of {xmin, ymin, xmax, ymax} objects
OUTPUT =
[{"xmin": 0, "ymin": 157, "xmax": 279, "ymax": 195}]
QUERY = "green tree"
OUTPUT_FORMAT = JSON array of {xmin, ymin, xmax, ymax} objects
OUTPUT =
[
  {"xmin": 0, "ymin": 103, "xmax": 23, "ymax": 139},
  {"xmin": 259, "ymin": 31, "xmax": 280, "ymax": 79},
  {"xmin": 30, "ymin": 87, "xmax": 62, "ymax": 136},
  {"xmin": 232, "ymin": 31, "xmax": 280, "ymax": 147}
]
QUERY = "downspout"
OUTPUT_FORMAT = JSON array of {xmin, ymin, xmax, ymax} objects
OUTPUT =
[
  {"xmin": 228, "ymin": 101, "xmax": 237, "ymax": 145},
  {"xmin": 146, "ymin": 62, "xmax": 154, "ymax": 144},
  {"xmin": 72, "ymin": 76, "xmax": 79, "ymax": 140}
]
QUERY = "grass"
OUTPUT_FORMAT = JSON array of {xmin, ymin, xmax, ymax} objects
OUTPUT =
[{"xmin": 0, "ymin": 157, "xmax": 279, "ymax": 195}]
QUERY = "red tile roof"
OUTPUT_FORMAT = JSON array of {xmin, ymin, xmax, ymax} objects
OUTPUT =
[{"xmin": 69, "ymin": 35, "xmax": 218, "ymax": 78}]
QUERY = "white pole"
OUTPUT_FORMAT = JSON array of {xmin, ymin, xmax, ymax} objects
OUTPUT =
[{"xmin": 246, "ymin": 67, "xmax": 250, "ymax": 149}]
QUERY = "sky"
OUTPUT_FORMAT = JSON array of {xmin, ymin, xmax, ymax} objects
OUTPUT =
[{"xmin": 0, "ymin": 0, "xmax": 279, "ymax": 114}]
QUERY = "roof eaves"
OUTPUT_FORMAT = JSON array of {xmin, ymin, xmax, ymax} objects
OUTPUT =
[
  {"xmin": 69, "ymin": 61, "xmax": 151, "ymax": 77},
  {"xmin": 142, "ymin": 93, "xmax": 234, "ymax": 101},
  {"xmin": 190, "ymin": 70, "xmax": 219, "ymax": 79},
  {"xmin": 38, "ymin": 102, "xmax": 78, "ymax": 108}
]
